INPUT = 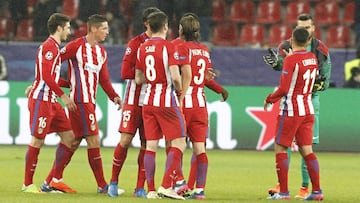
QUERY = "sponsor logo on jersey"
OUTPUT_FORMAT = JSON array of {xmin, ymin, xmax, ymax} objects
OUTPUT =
[
  {"xmin": 91, "ymin": 124, "xmax": 96, "ymax": 131},
  {"xmin": 38, "ymin": 127, "xmax": 44, "ymax": 134},
  {"xmin": 123, "ymin": 121, "xmax": 128, "ymax": 128}
]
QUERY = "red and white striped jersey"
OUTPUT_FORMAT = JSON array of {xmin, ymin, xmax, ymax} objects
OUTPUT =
[
  {"xmin": 61, "ymin": 37, "xmax": 118, "ymax": 104},
  {"xmin": 266, "ymin": 50, "xmax": 318, "ymax": 116},
  {"xmin": 177, "ymin": 41, "xmax": 212, "ymax": 108},
  {"xmin": 29, "ymin": 37, "xmax": 64, "ymax": 103},
  {"xmin": 121, "ymin": 32, "xmax": 149, "ymax": 106},
  {"xmin": 135, "ymin": 37, "xmax": 179, "ymax": 107}
]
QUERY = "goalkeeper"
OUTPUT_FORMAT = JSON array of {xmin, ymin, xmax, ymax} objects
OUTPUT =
[{"xmin": 263, "ymin": 13, "xmax": 331, "ymax": 199}]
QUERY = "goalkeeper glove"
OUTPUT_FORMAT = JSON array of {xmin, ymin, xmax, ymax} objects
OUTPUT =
[
  {"xmin": 313, "ymin": 74, "xmax": 326, "ymax": 91},
  {"xmin": 263, "ymin": 48, "xmax": 278, "ymax": 68}
]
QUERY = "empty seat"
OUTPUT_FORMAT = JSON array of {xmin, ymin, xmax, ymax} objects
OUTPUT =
[
  {"xmin": 285, "ymin": 2, "xmax": 311, "ymax": 24},
  {"xmin": 268, "ymin": 24, "xmax": 293, "ymax": 47},
  {"xmin": 62, "ymin": 0, "xmax": 79, "ymax": 19},
  {"xmin": 15, "ymin": 19, "xmax": 34, "ymax": 41},
  {"xmin": 314, "ymin": 1, "xmax": 339, "ymax": 25},
  {"xmin": 238, "ymin": 24, "xmax": 265, "ymax": 47},
  {"xmin": 343, "ymin": 2, "xmax": 355, "ymax": 25},
  {"xmin": 0, "ymin": 18, "xmax": 13, "ymax": 40},
  {"xmin": 255, "ymin": 1, "xmax": 281, "ymax": 24},
  {"xmin": 229, "ymin": 0, "xmax": 255, "ymax": 23},
  {"xmin": 212, "ymin": 0, "xmax": 227, "ymax": 22},
  {"xmin": 212, "ymin": 22, "xmax": 238, "ymax": 46},
  {"xmin": 325, "ymin": 25, "xmax": 351, "ymax": 48}
]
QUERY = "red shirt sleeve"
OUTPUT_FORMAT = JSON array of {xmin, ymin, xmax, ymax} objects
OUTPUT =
[
  {"xmin": 41, "ymin": 46, "xmax": 64, "ymax": 97},
  {"xmin": 121, "ymin": 39, "xmax": 138, "ymax": 79},
  {"xmin": 266, "ymin": 56, "xmax": 293, "ymax": 103},
  {"xmin": 205, "ymin": 79, "xmax": 223, "ymax": 93}
]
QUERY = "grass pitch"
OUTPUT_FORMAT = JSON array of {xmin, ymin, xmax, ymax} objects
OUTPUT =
[{"xmin": 0, "ymin": 145, "xmax": 359, "ymax": 203}]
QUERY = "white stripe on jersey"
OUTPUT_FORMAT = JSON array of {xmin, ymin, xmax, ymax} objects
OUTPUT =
[
  {"xmin": 144, "ymin": 83, "xmax": 151, "ymax": 105},
  {"xmin": 286, "ymin": 64, "xmax": 299, "ymax": 117},
  {"xmin": 126, "ymin": 80, "xmax": 137, "ymax": 105},
  {"xmin": 297, "ymin": 94, "xmax": 305, "ymax": 116},
  {"xmin": 75, "ymin": 46, "xmax": 89, "ymax": 103},
  {"xmin": 197, "ymin": 87, "xmax": 205, "ymax": 107},
  {"xmin": 154, "ymin": 84, "xmax": 162, "ymax": 107},
  {"xmin": 185, "ymin": 86, "xmax": 193, "ymax": 108},
  {"xmin": 139, "ymin": 83, "xmax": 146, "ymax": 106},
  {"xmin": 86, "ymin": 43, "xmax": 95, "ymax": 104}
]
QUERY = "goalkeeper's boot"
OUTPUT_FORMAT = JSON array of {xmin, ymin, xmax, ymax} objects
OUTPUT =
[
  {"xmin": 302, "ymin": 190, "xmax": 324, "ymax": 201},
  {"xmin": 49, "ymin": 180, "xmax": 76, "ymax": 193},
  {"xmin": 268, "ymin": 183, "xmax": 280, "ymax": 196},
  {"xmin": 294, "ymin": 187, "xmax": 309, "ymax": 199},
  {"xmin": 267, "ymin": 192, "xmax": 290, "ymax": 200},
  {"xmin": 22, "ymin": 184, "xmax": 42, "ymax": 193},
  {"xmin": 173, "ymin": 180, "xmax": 189, "ymax": 196},
  {"xmin": 40, "ymin": 181, "xmax": 62, "ymax": 193}
]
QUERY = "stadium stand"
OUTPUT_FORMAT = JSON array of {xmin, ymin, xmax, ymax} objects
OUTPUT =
[
  {"xmin": 14, "ymin": 19, "xmax": 34, "ymax": 41},
  {"xmin": 229, "ymin": 0, "xmax": 255, "ymax": 23},
  {"xmin": 325, "ymin": 25, "xmax": 352, "ymax": 48},
  {"xmin": 62, "ymin": 0, "xmax": 79, "ymax": 19},
  {"xmin": 212, "ymin": 0, "xmax": 227, "ymax": 22},
  {"xmin": 342, "ymin": 2, "xmax": 355, "ymax": 25},
  {"xmin": 314, "ymin": 1, "xmax": 339, "ymax": 26},
  {"xmin": 268, "ymin": 24, "xmax": 292, "ymax": 47},
  {"xmin": 255, "ymin": 1, "xmax": 281, "ymax": 24},
  {"xmin": 285, "ymin": 1, "xmax": 311, "ymax": 25},
  {"xmin": 212, "ymin": 22, "xmax": 238, "ymax": 46},
  {"xmin": 238, "ymin": 24, "xmax": 265, "ymax": 47}
]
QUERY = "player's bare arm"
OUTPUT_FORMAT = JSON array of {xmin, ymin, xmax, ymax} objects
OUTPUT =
[{"xmin": 135, "ymin": 69, "xmax": 146, "ymax": 85}]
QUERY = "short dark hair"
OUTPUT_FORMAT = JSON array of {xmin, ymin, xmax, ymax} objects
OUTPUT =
[
  {"xmin": 142, "ymin": 7, "xmax": 161, "ymax": 22},
  {"xmin": 292, "ymin": 27, "xmax": 309, "ymax": 46},
  {"xmin": 47, "ymin": 13, "xmax": 70, "ymax": 35},
  {"xmin": 298, "ymin": 13, "xmax": 313, "ymax": 23},
  {"xmin": 147, "ymin": 11, "xmax": 168, "ymax": 33},
  {"xmin": 87, "ymin": 14, "xmax": 107, "ymax": 30}
]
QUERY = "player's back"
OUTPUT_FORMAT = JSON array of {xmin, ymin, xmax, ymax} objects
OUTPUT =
[
  {"xmin": 282, "ymin": 50, "xmax": 318, "ymax": 116},
  {"xmin": 137, "ymin": 38, "xmax": 179, "ymax": 107},
  {"xmin": 178, "ymin": 41, "xmax": 212, "ymax": 108}
]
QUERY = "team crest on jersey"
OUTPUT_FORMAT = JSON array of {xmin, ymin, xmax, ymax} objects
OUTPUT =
[
  {"xmin": 173, "ymin": 52, "xmax": 179, "ymax": 60},
  {"xmin": 125, "ymin": 47, "xmax": 131, "ymax": 55},
  {"xmin": 91, "ymin": 124, "xmax": 96, "ymax": 131},
  {"xmin": 45, "ymin": 51, "xmax": 53, "ymax": 60},
  {"xmin": 37, "ymin": 127, "xmax": 44, "ymax": 134}
]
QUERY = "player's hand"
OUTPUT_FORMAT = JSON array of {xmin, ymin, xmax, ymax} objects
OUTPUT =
[
  {"xmin": 313, "ymin": 74, "xmax": 326, "ymax": 91},
  {"xmin": 206, "ymin": 68, "xmax": 217, "ymax": 80},
  {"xmin": 263, "ymin": 99, "xmax": 271, "ymax": 111},
  {"xmin": 60, "ymin": 94, "xmax": 77, "ymax": 111},
  {"xmin": 263, "ymin": 48, "xmax": 278, "ymax": 68},
  {"xmin": 25, "ymin": 85, "xmax": 32, "ymax": 97},
  {"xmin": 113, "ymin": 96, "xmax": 123, "ymax": 110},
  {"xmin": 221, "ymin": 88, "xmax": 229, "ymax": 102}
]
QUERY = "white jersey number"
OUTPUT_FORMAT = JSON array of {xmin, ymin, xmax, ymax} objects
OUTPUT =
[
  {"xmin": 194, "ymin": 58, "xmax": 206, "ymax": 85},
  {"xmin": 145, "ymin": 55, "xmax": 156, "ymax": 81},
  {"xmin": 303, "ymin": 68, "xmax": 317, "ymax": 93}
]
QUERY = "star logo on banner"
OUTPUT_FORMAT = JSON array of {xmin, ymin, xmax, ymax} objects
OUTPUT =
[{"xmin": 245, "ymin": 100, "xmax": 280, "ymax": 150}]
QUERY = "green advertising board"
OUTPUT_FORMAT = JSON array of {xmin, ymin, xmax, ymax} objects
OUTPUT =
[{"xmin": 1, "ymin": 81, "xmax": 359, "ymax": 152}]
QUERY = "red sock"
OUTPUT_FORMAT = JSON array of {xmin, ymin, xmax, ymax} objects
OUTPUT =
[
  {"xmin": 24, "ymin": 145, "xmax": 40, "ymax": 186},
  {"xmin": 162, "ymin": 147, "xmax": 182, "ymax": 188},
  {"xmin": 276, "ymin": 153, "xmax": 289, "ymax": 193},
  {"xmin": 195, "ymin": 153, "xmax": 208, "ymax": 189},
  {"xmin": 304, "ymin": 153, "xmax": 321, "ymax": 191},
  {"xmin": 144, "ymin": 150, "xmax": 156, "ymax": 192},
  {"xmin": 110, "ymin": 143, "xmax": 128, "ymax": 183},
  {"xmin": 187, "ymin": 153, "xmax": 197, "ymax": 190},
  {"xmin": 88, "ymin": 148, "xmax": 107, "ymax": 188},
  {"xmin": 52, "ymin": 143, "xmax": 74, "ymax": 180},
  {"xmin": 136, "ymin": 148, "xmax": 146, "ymax": 190}
]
